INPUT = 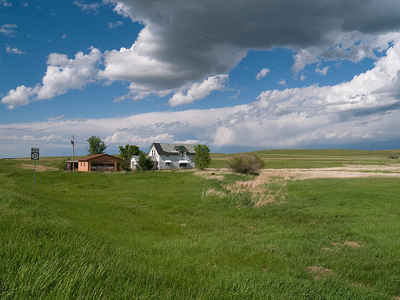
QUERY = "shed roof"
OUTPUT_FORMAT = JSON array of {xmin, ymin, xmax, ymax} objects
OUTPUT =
[
  {"xmin": 151, "ymin": 143, "xmax": 196, "ymax": 155},
  {"xmin": 78, "ymin": 153, "xmax": 122, "ymax": 162}
]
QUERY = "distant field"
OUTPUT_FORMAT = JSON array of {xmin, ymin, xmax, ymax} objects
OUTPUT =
[
  {"xmin": 1, "ymin": 153, "xmax": 400, "ymax": 299},
  {"xmin": 210, "ymin": 149, "xmax": 400, "ymax": 169}
]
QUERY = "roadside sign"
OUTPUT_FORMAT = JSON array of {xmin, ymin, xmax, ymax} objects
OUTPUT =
[{"xmin": 31, "ymin": 148, "xmax": 39, "ymax": 160}]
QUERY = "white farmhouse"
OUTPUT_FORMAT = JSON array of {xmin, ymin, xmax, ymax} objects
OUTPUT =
[{"xmin": 148, "ymin": 143, "xmax": 196, "ymax": 169}]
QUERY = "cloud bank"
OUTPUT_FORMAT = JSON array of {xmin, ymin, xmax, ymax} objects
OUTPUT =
[{"xmin": 3, "ymin": 42, "xmax": 400, "ymax": 156}]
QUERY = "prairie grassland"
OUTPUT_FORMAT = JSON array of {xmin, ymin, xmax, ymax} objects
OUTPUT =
[
  {"xmin": 1, "ymin": 154, "xmax": 400, "ymax": 299},
  {"xmin": 210, "ymin": 149, "xmax": 400, "ymax": 169}
]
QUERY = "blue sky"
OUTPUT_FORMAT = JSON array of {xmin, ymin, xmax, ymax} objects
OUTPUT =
[{"xmin": 2, "ymin": 0, "xmax": 400, "ymax": 157}]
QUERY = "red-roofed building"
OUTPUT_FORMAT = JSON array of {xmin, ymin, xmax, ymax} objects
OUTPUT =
[{"xmin": 78, "ymin": 154, "xmax": 122, "ymax": 172}]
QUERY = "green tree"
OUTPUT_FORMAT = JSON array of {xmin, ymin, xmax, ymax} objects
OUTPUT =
[
  {"xmin": 87, "ymin": 136, "xmax": 107, "ymax": 155},
  {"xmin": 138, "ymin": 152, "xmax": 154, "ymax": 171},
  {"xmin": 119, "ymin": 144, "xmax": 140, "ymax": 170},
  {"xmin": 194, "ymin": 144, "xmax": 211, "ymax": 170}
]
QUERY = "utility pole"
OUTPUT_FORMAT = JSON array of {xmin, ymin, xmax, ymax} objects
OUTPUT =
[{"xmin": 71, "ymin": 136, "xmax": 75, "ymax": 172}]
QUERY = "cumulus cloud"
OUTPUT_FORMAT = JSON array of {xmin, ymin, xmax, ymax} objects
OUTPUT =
[
  {"xmin": 5, "ymin": 46, "xmax": 24, "ymax": 55},
  {"xmin": 1, "ymin": 48, "xmax": 102, "ymax": 108},
  {"xmin": 0, "ymin": 24, "xmax": 17, "ymax": 36},
  {"xmin": 37, "ymin": 47, "xmax": 101, "ymax": 99},
  {"xmin": 100, "ymin": 0, "xmax": 400, "ymax": 94},
  {"xmin": 1, "ymin": 85, "xmax": 39, "ymax": 109},
  {"xmin": 4, "ymin": 42, "xmax": 400, "ymax": 156},
  {"xmin": 168, "ymin": 74, "xmax": 228, "ymax": 106},
  {"xmin": 256, "ymin": 68, "xmax": 270, "ymax": 80}
]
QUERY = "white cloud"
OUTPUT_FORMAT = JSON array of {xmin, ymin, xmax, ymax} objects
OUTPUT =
[
  {"xmin": 5, "ymin": 46, "xmax": 24, "ymax": 55},
  {"xmin": 1, "ymin": 48, "xmax": 102, "ymax": 108},
  {"xmin": 0, "ymin": 24, "xmax": 17, "ymax": 36},
  {"xmin": 256, "ymin": 68, "xmax": 270, "ymax": 80},
  {"xmin": 4, "ymin": 41, "xmax": 400, "ymax": 156},
  {"xmin": 1, "ymin": 85, "xmax": 39, "ymax": 109},
  {"xmin": 73, "ymin": 1, "xmax": 101, "ymax": 13},
  {"xmin": 168, "ymin": 74, "xmax": 228, "ymax": 106},
  {"xmin": 108, "ymin": 20, "xmax": 123, "ymax": 29},
  {"xmin": 37, "ymin": 47, "xmax": 102, "ymax": 99},
  {"xmin": 315, "ymin": 66, "xmax": 329, "ymax": 76}
]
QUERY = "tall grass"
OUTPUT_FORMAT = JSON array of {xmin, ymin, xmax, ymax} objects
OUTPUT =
[{"xmin": 0, "ymin": 159, "xmax": 400, "ymax": 298}]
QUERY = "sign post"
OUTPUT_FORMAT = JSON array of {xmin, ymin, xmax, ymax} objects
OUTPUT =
[{"xmin": 31, "ymin": 147, "xmax": 39, "ymax": 186}]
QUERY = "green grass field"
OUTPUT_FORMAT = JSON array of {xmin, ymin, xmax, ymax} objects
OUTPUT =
[{"xmin": 1, "ymin": 152, "xmax": 400, "ymax": 299}]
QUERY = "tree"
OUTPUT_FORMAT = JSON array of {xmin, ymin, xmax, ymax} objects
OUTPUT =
[
  {"xmin": 87, "ymin": 136, "xmax": 106, "ymax": 155},
  {"xmin": 194, "ymin": 144, "xmax": 211, "ymax": 170},
  {"xmin": 119, "ymin": 144, "xmax": 140, "ymax": 170},
  {"xmin": 138, "ymin": 152, "xmax": 154, "ymax": 171}
]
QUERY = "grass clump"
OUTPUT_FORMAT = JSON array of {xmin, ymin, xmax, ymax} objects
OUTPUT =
[{"xmin": 227, "ymin": 154, "xmax": 264, "ymax": 174}]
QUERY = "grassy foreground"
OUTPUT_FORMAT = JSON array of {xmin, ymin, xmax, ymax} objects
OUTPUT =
[{"xmin": 1, "ymin": 158, "xmax": 400, "ymax": 299}]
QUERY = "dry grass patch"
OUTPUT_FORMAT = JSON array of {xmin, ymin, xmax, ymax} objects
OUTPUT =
[
  {"xmin": 225, "ymin": 175, "xmax": 288, "ymax": 206},
  {"xmin": 307, "ymin": 266, "xmax": 334, "ymax": 280},
  {"xmin": 19, "ymin": 163, "xmax": 58, "ymax": 172},
  {"xmin": 194, "ymin": 170, "xmax": 227, "ymax": 181}
]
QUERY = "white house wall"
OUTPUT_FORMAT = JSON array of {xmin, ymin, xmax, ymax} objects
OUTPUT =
[{"xmin": 157, "ymin": 154, "xmax": 195, "ymax": 169}]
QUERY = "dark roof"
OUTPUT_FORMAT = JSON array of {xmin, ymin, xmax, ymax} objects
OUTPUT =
[
  {"xmin": 78, "ymin": 153, "xmax": 122, "ymax": 162},
  {"xmin": 150, "ymin": 143, "xmax": 196, "ymax": 155}
]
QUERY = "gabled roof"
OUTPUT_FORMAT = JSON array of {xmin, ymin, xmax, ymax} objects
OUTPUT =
[
  {"xmin": 78, "ymin": 153, "xmax": 122, "ymax": 162},
  {"xmin": 150, "ymin": 143, "xmax": 196, "ymax": 155}
]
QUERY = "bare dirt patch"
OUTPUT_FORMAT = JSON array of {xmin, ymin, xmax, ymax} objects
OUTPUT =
[
  {"xmin": 19, "ymin": 164, "xmax": 59, "ymax": 172},
  {"xmin": 307, "ymin": 266, "xmax": 334, "ymax": 280},
  {"xmin": 343, "ymin": 241, "xmax": 361, "ymax": 248}
]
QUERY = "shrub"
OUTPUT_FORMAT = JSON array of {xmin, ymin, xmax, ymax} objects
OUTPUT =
[
  {"xmin": 137, "ymin": 152, "xmax": 154, "ymax": 171},
  {"xmin": 227, "ymin": 154, "xmax": 264, "ymax": 174},
  {"xmin": 388, "ymin": 153, "xmax": 399, "ymax": 159}
]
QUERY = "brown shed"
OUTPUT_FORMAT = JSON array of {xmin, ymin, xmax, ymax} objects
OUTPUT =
[{"xmin": 78, "ymin": 154, "xmax": 122, "ymax": 172}]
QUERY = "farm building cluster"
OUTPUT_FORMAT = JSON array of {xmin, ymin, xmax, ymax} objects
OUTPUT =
[{"xmin": 67, "ymin": 143, "xmax": 196, "ymax": 172}]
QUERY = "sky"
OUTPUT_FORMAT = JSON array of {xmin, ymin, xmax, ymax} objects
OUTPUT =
[{"xmin": 2, "ymin": 0, "xmax": 400, "ymax": 157}]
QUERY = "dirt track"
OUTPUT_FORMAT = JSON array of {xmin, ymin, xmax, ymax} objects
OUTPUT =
[{"xmin": 199, "ymin": 165, "xmax": 400, "ymax": 206}]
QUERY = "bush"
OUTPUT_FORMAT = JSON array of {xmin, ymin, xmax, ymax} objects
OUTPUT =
[
  {"xmin": 388, "ymin": 153, "xmax": 399, "ymax": 159},
  {"xmin": 137, "ymin": 152, "xmax": 155, "ymax": 171},
  {"xmin": 227, "ymin": 154, "xmax": 264, "ymax": 174}
]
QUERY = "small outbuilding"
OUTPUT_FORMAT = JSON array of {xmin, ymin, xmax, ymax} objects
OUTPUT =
[
  {"xmin": 130, "ymin": 155, "xmax": 140, "ymax": 170},
  {"xmin": 65, "ymin": 160, "xmax": 78, "ymax": 171},
  {"xmin": 78, "ymin": 154, "xmax": 122, "ymax": 172}
]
